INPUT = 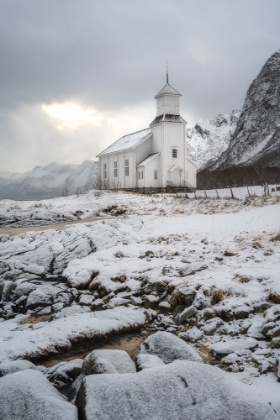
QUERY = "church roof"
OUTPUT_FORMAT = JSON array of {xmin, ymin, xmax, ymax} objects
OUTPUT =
[
  {"xmin": 150, "ymin": 114, "xmax": 187, "ymax": 126},
  {"xmin": 155, "ymin": 83, "xmax": 181, "ymax": 99},
  {"xmin": 97, "ymin": 128, "xmax": 152, "ymax": 156},
  {"xmin": 137, "ymin": 153, "xmax": 160, "ymax": 167}
]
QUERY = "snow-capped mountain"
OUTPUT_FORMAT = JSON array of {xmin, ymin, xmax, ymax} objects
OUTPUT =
[
  {"xmin": 0, "ymin": 160, "xmax": 99, "ymax": 200},
  {"xmin": 186, "ymin": 110, "xmax": 241, "ymax": 169},
  {"xmin": 207, "ymin": 50, "xmax": 280, "ymax": 171}
]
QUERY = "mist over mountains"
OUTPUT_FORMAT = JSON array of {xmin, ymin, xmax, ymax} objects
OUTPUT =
[{"xmin": 0, "ymin": 160, "xmax": 98, "ymax": 200}]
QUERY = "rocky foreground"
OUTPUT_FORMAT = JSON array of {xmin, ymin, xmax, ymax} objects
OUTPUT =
[{"xmin": 0, "ymin": 191, "xmax": 280, "ymax": 419}]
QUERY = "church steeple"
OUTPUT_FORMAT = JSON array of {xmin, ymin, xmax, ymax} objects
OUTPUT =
[{"xmin": 153, "ymin": 71, "xmax": 181, "ymax": 117}]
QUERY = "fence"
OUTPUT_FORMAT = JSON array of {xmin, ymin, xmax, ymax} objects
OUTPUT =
[{"xmin": 186, "ymin": 185, "xmax": 280, "ymax": 199}]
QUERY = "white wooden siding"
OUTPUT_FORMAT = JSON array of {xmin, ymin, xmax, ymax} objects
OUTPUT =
[{"xmin": 156, "ymin": 94, "xmax": 180, "ymax": 115}]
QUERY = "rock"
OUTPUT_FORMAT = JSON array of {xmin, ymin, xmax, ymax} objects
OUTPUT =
[
  {"xmin": 203, "ymin": 317, "xmax": 223, "ymax": 335},
  {"xmin": 47, "ymin": 359, "xmax": 83, "ymax": 388},
  {"xmin": 176, "ymin": 305, "xmax": 197, "ymax": 324},
  {"xmin": 222, "ymin": 353, "xmax": 240, "ymax": 365},
  {"xmin": 247, "ymin": 315, "xmax": 266, "ymax": 339},
  {"xmin": 144, "ymin": 308, "xmax": 157, "ymax": 322},
  {"xmin": 79, "ymin": 294, "xmax": 95, "ymax": 306},
  {"xmin": 140, "ymin": 331, "xmax": 203, "ymax": 364},
  {"xmin": 0, "ymin": 360, "xmax": 37, "ymax": 377},
  {"xmin": 211, "ymin": 338, "xmax": 258, "ymax": 356},
  {"xmin": 179, "ymin": 326, "xmax": 203, "ymax": 342},
  {"xmin": 144, "ymin": 295, "xmax": 159, "ymax": 309},
  {"xmin": 26, "ymin": 285, "xmax": 61, "ymax": 310},
  {"xmin": 179, "ymin": 262, "xmax": 208, "ymax": 277},
  {"xmin": 136, "ymin": 353, "xmax": 165, "ymax": 370},
  {"xmin": 206, "ymin": 51, "xmax": 280, "ymax": 170},
  {"xmin": 2, "ymin": 281, "xmax": 14, "ymax": 300},
  {"xmin": 0, "ymin": 369, "xmax": 78, "ymax": 419},
  {"xmin": 52, "ymin": 304, "xmax": 91, "ymax": 319},
  {"xmin": 129, "ymin": 296, "xmax": 142, "ymax": 306},
  {"xmin": 82, "ymin": 349, "xmax": 136, "ymax": 375},
  {"xmin": 91, "ymin": 298, "xmax": 104, "ymax": 311},
  {"xmin": 270, "ymin": 337, "xmax": 280, "ymax": 348},
  {"xmin": 76, "ymin": 360, "xmax": 277, "ymax": 420},
  {"xmin": 158, "ymin": 301, "xmax": 171, "ymax": 311},
  {"xmin": 224, "ymin": 248, "xmax": 238, "ymax": 257}
]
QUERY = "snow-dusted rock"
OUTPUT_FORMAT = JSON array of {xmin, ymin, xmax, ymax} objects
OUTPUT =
[
  {"xmin": 211, "ymin": 338, "xmax": 258, "ymax": 356},
  {"xmin": 140, "ymin": 331, "xmax": 203, "ymax": 364},
  {"xmin": 179, "ymin": 262, "xmax": 208, "ymax": 277},
  {"xmin": 0, "ymin": 360, "xmax": 37, "ymax": 377},
  {"xmin": 47, "ymin": 359, "xmax": 83, "ymax": 387},
  {"xmin": 178, "ymin": 326, "xmax": 203, "ymax": 342},
  {"xmin": 176, "ymin": 305, "xmax": 197, "ymax": 323},
  {"xmin": 76, "ymin": 360, "xmax": 277, "ymax": 420},
  {"xmin": 187, "ymin": 110, "xmax": 241, "ymax": 169},
  {"xmin": 82, "ymin": 349, "xmax": 136, "ymax": 375},
  {"xmin": 0, "ymin": 369, "xmax": 78, "ymax": 419},
  {"xmin": 26, "ymin": 284, "xmax": 61, "ymax": 309},
  {"xmin": 0, "ymin": 306, "xmax": 146, "ymax": 362},
  {"xmin": 209, "ymin": 51, "xmax": 280, "ymax": 170},
  {"xmin": 136, "ymin": 353, "xmax": 165, "ymax": 370}
]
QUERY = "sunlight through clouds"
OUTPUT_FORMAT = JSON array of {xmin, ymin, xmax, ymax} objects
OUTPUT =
[{"xmin": 41, "ymin": 102, "xmax": 103, "ymax": 130}]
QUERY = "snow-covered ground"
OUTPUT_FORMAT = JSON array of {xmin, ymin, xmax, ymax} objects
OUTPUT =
[{"xmin": 0, "ymin": 190, "xmax": 280, "ymax": 417}]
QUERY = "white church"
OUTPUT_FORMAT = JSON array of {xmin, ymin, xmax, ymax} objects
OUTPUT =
[{"xmin": 96, "ymin": 75, "xmax": 197, "ymax": 192}]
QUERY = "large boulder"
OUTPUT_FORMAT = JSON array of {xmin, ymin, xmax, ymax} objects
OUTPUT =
[
  {"xmin": 76, "ymin": 360, "xmax": 277, "ymax": 420},
  {"xmin": 0, "ymin": 360, "xmax": 37, "ymax": 377},
  {"xmin": 0, "ymin": 369, "xmax": 78, "ymax": 419},
  {"xmin": 82, "ymin": 349, "xmax": 136, "ymax": 375},
  {"xmin": 140, "ymin": 331, "xmax": 203, "ymax": 364}
]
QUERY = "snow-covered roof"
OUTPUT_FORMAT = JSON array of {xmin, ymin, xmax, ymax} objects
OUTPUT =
[
  {"xmin": 155, "ymin": 83, "xmax": 181, "ymax": 99},
  {"xmin": 150, "ymin": 114, "xmax": 186, "ymax": 126},
  {"xmin": 137, "ymin": 153, "xmax": 160, "ymax": 167},
  {"xmin": 97, "ymin": 128, "xmax": 152, "ymax": 157}
]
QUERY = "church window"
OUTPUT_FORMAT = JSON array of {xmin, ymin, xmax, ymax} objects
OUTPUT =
[
  {"xmin": 141, "ymin": 171, "xmax": 144, "ymax": 179},
  {"xmin": 114, "ymin": 161, "xmax": 118, "ymax": 177},
  {"xmin": 138, "ymin": 171, "xmax": 140, "ymax": 180},
  {"xmin": 154, "ymin": 171, "xmax": 158, "ymax": 180},
  {"xmin": 172, "ymin": 148, "xmax": 178, "ymax": 158},
  {"xmin": 103, "ymin": 163, "xmax": 107, "ymax": 179},
  {"xmin": 125, "ymin": 159, "xmax": 129, "ymax": 176}
]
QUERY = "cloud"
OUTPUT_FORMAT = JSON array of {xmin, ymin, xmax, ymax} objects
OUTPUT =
[{"xmin": 0, "ymin": 0, "xmax": 280, "ymax": 172}]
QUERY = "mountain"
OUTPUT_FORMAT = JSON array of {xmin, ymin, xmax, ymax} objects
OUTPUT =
[
  {"xmin": 207, "ymin": 50, "xmax": 280, "ymax": 171},
  {"xmin": 0, "ymin": 160, "xmax": 99, "ymax": 200},
  {"xmin": 186, "ymin": 110, "xmax": 241, "ymax": 169}
]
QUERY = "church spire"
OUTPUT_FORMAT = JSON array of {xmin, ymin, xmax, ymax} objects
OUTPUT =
[{"xmin": 166, "ymin": 62, "xmax": 169, "ymax": 84}]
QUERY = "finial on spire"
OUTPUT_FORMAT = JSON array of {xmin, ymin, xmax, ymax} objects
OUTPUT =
[{"xmin": 166, "ymin": 62, "xmax": 169, "ymax": 84}]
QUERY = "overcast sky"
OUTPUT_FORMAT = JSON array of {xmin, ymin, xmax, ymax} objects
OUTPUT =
[{"xmin": 0, "ymin": 0, "xmax": 280, "ymax": 173}]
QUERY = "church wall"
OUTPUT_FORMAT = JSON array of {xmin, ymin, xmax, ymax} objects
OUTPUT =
[
  {"xmin": 162, "ymin": 122, "xmax": 186, "ymax": 187},
  {"xmin": 135, "ymin": 137, "xmax": 153, "ymax": 165},
  {"xmin": 187, "ymin": 159, "xmax": 197, "ymax": 188}
]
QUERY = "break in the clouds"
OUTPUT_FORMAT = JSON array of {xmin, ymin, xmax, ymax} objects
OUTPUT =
[{"xmin": 0, "ymin": 0, "xmax": 280, "ymax": 172}]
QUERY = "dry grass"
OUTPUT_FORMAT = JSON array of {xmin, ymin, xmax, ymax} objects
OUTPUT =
[
  {"xmin": 19, "ymin": 314, "xmax": 52, "ymax": 325},
  {"xmin": 268, "ymin": 292, "xmax": 280, "ymax": 304}
]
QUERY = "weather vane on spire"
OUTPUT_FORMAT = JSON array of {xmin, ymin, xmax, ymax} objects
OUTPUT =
[{"xmin": 166, "ymin": 62, "xmax": 169, "ymax": 84}]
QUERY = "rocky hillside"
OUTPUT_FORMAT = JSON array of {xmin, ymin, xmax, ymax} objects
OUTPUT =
[
  {"xmin": 0, "ymin": 160, "xmax": 99, "ymax": 200},
  {"xmin": 187, "ymin": 110, "xmax": 240, "ymax": 169},
  {"xmin": 207, "ymin": 50, "xmax": 280, "ymax": 171}
]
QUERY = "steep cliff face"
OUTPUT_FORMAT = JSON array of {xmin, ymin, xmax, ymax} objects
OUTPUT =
[
  {"xmin": 187, "ymin": 110, "xmax": 240, "ymax": 169},
  {"xmin": 208, "ymin": 50, "xmax": 280, "ymax": 170}
]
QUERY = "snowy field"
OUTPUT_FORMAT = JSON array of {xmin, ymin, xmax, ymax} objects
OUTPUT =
[{"xmin": 0, "ymin": 190, "xmax": 280, "ymax": 418}]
